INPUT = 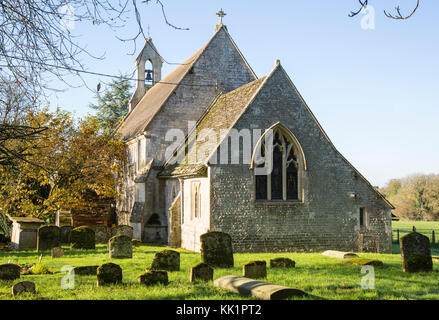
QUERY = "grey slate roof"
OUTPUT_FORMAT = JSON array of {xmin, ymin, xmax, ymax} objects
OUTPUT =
[{"xmin": 159, "ymin": 76, "xmax": 266, "ymax": 178}]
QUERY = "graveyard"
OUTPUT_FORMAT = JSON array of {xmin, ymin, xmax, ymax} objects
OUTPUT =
[{"xmin": 1, "ymin": 224, "xmax": 439, "ymax": 300}]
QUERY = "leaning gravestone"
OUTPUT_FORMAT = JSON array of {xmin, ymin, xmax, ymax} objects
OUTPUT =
[
  {"xmin": 270, "ymin": 258, "xmax": 295, "ymax": 268},
  {"xmin": 0, "ymin": 263, "xmax": 21, "ymax": 280},
  {"xmin": 60, "ymin": 226, "xmax": 73, "ymax": 244},
  {"xmin": 12, "ymin": 281, "xmax": 36, "ymax": 296},
  {"xmin": 94, "ymin": 226, "xmax": 111, "ymax": 243},
  {"xmin": 137, "ymin": 270, "xmax": 168, "ymax": 286},
  {"xmin": 109, "ymin": 235, "xmax": 132, "ymax": 259},
  {"xmin": 200, "ymin": 231, "xmax": 234, "ymax": 268},
  {"xmin": 243, "ymin": 261, "xmax": 267, "ymax": 279},
  {"xmin": 97, "ymin": 263, "xmax": 122, "ymax": 286},
  {"xmin": 150, "ymin": 249, "xmax": 180, "ymax": 271},
  {"xmin": 37, "ymin": 225, "xmax": 61, "ymax": 251},
  {"xmin": 190, "ymin": 262, "xmax": 213, "ymax": 282},
  {"xmin": 400, "ymin": 232, "xmax": 433, "ymax": 273},
  {"xmin": 111, "ymin": 225, "xmax": 133, "ymax": 239},
  {"xmin": 70, "ymin": 226, "xmax": 95, "ymax": 249},
  {"xmin": 51, "ymin": 247, "xmax": 64, "ymax": 258}
]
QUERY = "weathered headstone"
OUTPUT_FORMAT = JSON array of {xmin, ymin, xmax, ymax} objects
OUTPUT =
[
  {"xmin": 243, "ymin": 261, "xmax": 266, "ymax": 279},
  {"xmin": 400, "ymin": 232, "xmax": 433, "ymax": 273},
  {"xmin": 94, "ymin": 226, "xmax": 111, "ymax": 244},
  {"xmin": 60, "ymin": 226, "xmax": 73, "ymax": 244},
  {"xmin": 137, "ymin": 270, "xmax": 168, "ymax": 286},
  {"xmin": 97, "ymin": 263, "xmax": 122, "ymax": 286},
  {"xmin": 270, "ymin": 257, "xmax": 295, "ymax": 268},
  {"xmin": 109, "ymin": 235, "xmax": 132, "ymax": 259},
  {"xmin": 51, "ymin": 247, "xmax": 64, "ymax": 258},
  {"xmin": 9, "ymin": 216, "xmax": 45, "ymax": 251},
  {"xmin": 111, "ymin": 225, "xmax": 133, "ymax": 239},
  {"xmin": 200, "ymin": 231, "xmax": 234, "ymax": 268},
  {"xmin": 190, "ymin": 262, "xmax": 213, "ymax": 282},
  {"xmin": 0, "ymin": 263, "xmax": 21, "ymax": 280},
  {"xmin": 322, "ymin": 250, "xmax": 359, "ymax": 259},
  {"xmin": 37, "ymin": 225, "xmax": 61, "ymax": 251},
  {"xmin": 70, "ymin": 226, "xmax": 95, "ymax": 249},
  {"xmin": 150, "ymin": 249, "xmax": 180, "ymax": 271},
  {"xmin": 70, "ymin": 265, "xmax": 98, "ymax": 276},
  {"xmin": 214, "ymin": 276, "xmax": 307, "ymax": 300},
  {"xmin": 12, "ymin": 281, "xmax": 35, "ymax": 296}
]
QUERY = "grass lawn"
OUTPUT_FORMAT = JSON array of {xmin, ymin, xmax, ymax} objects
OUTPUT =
[{"xmin": 1, "ymin": 242, "xmax": 439, "ymax": 300}]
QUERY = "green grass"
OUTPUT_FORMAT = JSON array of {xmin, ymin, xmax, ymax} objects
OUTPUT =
[{"xmin": 2, "ymin": 243, "xmax": 439, "ymax": 300}]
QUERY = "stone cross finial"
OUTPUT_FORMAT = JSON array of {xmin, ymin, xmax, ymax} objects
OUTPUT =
[{"xmin": 216, "ymin": 8, "xmax": 226, "ymax": 24}]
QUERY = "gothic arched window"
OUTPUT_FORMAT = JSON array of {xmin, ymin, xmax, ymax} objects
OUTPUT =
[{"xmin": 253, "ymin": 124, "xmax": 306, "ymax": 202}]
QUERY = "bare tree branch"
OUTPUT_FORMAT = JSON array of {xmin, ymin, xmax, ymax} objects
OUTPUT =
[
  {"xmin": 384, "ymin": 0, "xmax": 420, "ymax": 20},
  {"xmin": 349, "ymin": 0, "xmax": 420, "ymax": 19}
]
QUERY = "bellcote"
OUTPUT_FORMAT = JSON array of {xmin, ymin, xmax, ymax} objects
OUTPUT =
[{"xmin": 129, "ymin": 38, "xmax": 163, "ymax": 112}]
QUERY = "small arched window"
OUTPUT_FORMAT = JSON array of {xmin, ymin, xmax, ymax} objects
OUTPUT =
[{"xmin": 252, "ymin": 124, "xmax": 306, "ymax": 202}]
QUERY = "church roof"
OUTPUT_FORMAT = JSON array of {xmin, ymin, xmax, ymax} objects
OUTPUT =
[
  {"xmin": 159, "ymin": 76, "xmax": 266, "ymax": 178},
  {"xmin": 159, "ymin": 60, "xmax": 394, "ymax": 209},
  {"xmin": 116, "ymin": 25, "xmax": 256, "ymax": 142}
]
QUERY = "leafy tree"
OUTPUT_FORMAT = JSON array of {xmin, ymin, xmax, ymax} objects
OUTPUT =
[
  {"xmin": 382, "ymin": 174, "xmax": 439, "ymax": 221},
  {"xmin": 89, "ymin": 76, "xmax": 132, "ymax": 133},
  {"xmin": 0, "ymin": 108, "xmax": 126, "ymax": 221}
]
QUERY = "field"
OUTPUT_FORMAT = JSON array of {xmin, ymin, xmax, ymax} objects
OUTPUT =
[
  {"xmin": 392, "ymin": 220, "xmax": 439, "ymax": 243},
  {"xmin": 1, "ymin": 221, "xmax": 439, "ymax": 300}
]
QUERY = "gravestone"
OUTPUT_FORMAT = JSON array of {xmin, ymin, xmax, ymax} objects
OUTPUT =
[
  {"xmin": 243, "ymin": 261, "xmax": 266, "ymax": 279},
  {"xmin": 12, "ymin": 281, "xmax": 35, "ymax": 296},
  {"xmin": 70, "ymin": 265, "xmax": 98, "ymax": 276},
  {"xmin": 51, "ymin": 247, "xmax": 64, "ymax": 258},
  {"xmin": 9, "ymin": 216, "xmax": 45, "ymax": 251},
  {"xmin": 200, "ymin": 231, "xmax": 234, "ymax": 268},
  {"xmin": 37, "ymin": 225, "xmax": 61, "ymax": 251},
  {"xmin": 400, "ymin": 232, "xmax": 433, "ymax": 273},
  {"xmin": 60, "ymin": 226, "xmax": 73, "ymax": 244},
  {"xmin": 97, "ymin": 263, "xmax": 122, "ymax": 286},
  {"xmin": 322, "ymin": 251, "xmax": 359, "ymax": 259},
  {"xmin": 109, "ymin": 235, "xmax": 132, "ymax": 259},
  {"xmin": 94, "ymin": 226, "xmax": 111, "ymax": 244},
  {"xmin": 150, "ymin": 249, "xmax": 180, "ymax": 271},
  {"xmin": 70, "ymin": 226, "xmax": 95, "ymax": 249},
  {"xmin": 190, "ymin": 262, "xmax": 213, "ymax": 282},
  {"xmin": 111, "ymin": 225, "xmax": 133, "ymax": 239},
  {"xmin": 137, "ymin": 270, "xmax": 168, "ymax": 286},
  {"xmin": 270, "ymin": 258, "xmax": 295, "ymax": 268},
  {"xmin": 0, "ymin": 263, "xmax": 21, "ymax": 280},
  {"xmin": 214, "ymin": 276, "xmax": 307, "ymax": 300}
]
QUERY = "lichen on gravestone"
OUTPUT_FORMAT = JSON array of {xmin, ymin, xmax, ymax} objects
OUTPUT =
[
  {"xmin": 70, "ymin": 226, "xmax": 95, "ymax": 249},
  {"xmin": 97, "ymin": 263, "xmax": 122, "ymax": 286},
  {"xmin": 200, "ymin": 231, "xmax": 234, "ymax": 268},
  {"xmin": 149, "ymin": 249, "xmax": 180, "ymax": 271},
  {"xmin": 400, "ymin": 232, "xmax": 433, "ymax": 273},
  {"xmin": 109, "ymin": 235, "xmax": 132, "ymax": 259},
  {"xmin": 190, "ymin": 262, "xmax": 214, "ymax": 282},
  {"xmin": 137, "ymin": 270, "xmax": 168, "ymax": 286}
]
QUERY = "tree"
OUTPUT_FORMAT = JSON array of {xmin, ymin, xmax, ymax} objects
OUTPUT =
[
  {"xmin": 349, "ymin": 0, "xmax": 420, "ymax": 20},
  {"xmin": 89, "ymin": 76, "xmax": 132, "ymax": 133},
  {"xmin": 0, "ymin": 108, "xmax": 126, "ymax": 221},
  {"xmin": 382, "ymin": 174, "xmax": 439, "ymax": 221}
]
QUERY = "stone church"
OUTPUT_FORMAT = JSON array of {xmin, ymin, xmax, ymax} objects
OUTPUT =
[{"xmin": 116, "ymin": 13, "xmax": 394, "ymax": 253}]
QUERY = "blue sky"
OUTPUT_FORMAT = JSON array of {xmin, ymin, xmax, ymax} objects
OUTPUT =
[{"xmin": 46, "ymin": 1, "xmax": 439, "ymax": 187}]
